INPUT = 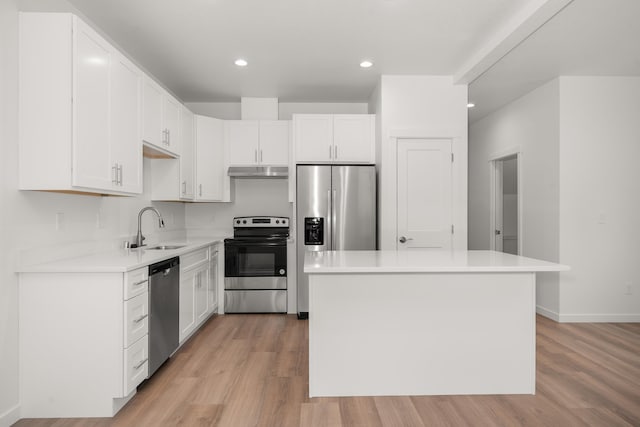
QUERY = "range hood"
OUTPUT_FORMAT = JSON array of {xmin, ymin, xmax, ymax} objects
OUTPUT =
[{"xmin": 227, "ymin": 166, "xmax": 288, "ymax": 178}]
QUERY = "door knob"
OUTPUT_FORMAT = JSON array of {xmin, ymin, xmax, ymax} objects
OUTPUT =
[{"xmin": 399, "ymin": 236, "xmax": 413, "ymax": 243}]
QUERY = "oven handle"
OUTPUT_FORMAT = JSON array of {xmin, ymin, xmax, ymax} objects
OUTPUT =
[{"xmin": 224, "ymin": 241, "xmax": 286, "ymax": 247}]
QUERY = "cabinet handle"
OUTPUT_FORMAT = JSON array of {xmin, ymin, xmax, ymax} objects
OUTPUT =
[
  {"xmin": 254, "ymin": 149, "xmax": 258, "ymax": 163},
  {"xmin": 162, "ymin": 129, "xmax": 166, "ymax": 144},
  {"xmin": 199, "ymin": 184, "xmax": 203, "ymax": 197},
  {"xmin": 133, "ymin": 314, "xmax": 148, "ymax": 324},
  {"xmin": 132, "ymin": 279, "xmax": 147, "ymax": 287},
  {"xmin": 334, "ymin": 145, "xmax": 338, "ymax": 159},
  {"xmin": 167, "ymin": 129, "xmax": 170, "ymax": 146},
  {"xmin": 182, "ymin": 181, "xmax": 186, "ymax": 195},
  {"xmin": 118, "ymin": 164, "xmax": 123, "ymax": 186},
  {"xmin": 260, "ymin": 150, "xmax": 263, "ymax": 163},
  {"xmin": 329, "ymin": 146, "xmax": 332, "ymax": 159},
  {"xmin": 133, "ymin": 358, "xmax": 148, "ymax": 370},
  {"xmin": 112, "ymin": 164, "xmax": 118, "ymax": 184}
]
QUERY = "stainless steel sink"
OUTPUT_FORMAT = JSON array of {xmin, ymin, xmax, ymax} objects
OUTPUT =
[{"xmin": 146, "ymin": 245, "xmax": 186, "ymax": 250}]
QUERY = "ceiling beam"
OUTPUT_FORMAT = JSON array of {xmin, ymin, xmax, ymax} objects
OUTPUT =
[{"xmin": 454, "ymin": 0, "xmax": 575, "ymax": 85}]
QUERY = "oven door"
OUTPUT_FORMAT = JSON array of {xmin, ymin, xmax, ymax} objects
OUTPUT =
[{"xmin": 225, "ymin": 239, "xmax": 287, "ymax": 285}]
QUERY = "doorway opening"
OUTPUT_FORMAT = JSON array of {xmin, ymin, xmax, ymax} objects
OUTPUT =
[{"xmin": 489, "ymin": 151, "xmax": 522, "ymax": 255}]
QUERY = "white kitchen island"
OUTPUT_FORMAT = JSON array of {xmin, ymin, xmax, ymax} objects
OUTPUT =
[{"xmin": 305, "ymin": 250, "xmax": 568, "ymax": 398}]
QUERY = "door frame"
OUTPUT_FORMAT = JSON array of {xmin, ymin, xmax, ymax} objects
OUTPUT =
[
  {"xmin": 489, "ymin": 147, "xmax": 523, "ymax": 254},
  {"xmin": 386, "ymin": 128, "xmax": 467, "ymax": 251}
]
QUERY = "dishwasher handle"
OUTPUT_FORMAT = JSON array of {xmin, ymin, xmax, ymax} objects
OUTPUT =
[{"xmin": 149, "ymin": 257, "xmax": 180, "ymax": 276}]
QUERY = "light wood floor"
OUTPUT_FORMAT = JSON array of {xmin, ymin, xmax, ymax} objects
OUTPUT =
[{"xmin": 15, "ymin": 314, "xmax": 640, "ymax": 427}]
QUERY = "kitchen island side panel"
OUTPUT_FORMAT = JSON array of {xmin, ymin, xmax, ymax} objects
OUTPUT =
[{"xmin": 308, "ymin": 272, "xmax": 536, "ymax": 397}]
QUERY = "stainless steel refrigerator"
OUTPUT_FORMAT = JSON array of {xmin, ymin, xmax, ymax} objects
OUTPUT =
[{"xmin": 296, "ymin": 165, "xmax": 377, "ymax": 318}]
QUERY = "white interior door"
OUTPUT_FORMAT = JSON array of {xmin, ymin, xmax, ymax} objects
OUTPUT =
[
  {"xmin": 397, "ymin": 139, "xmax": 452, "ymax": 250},
  {"xmin": 494, "ymin": 161, "xmax": 504, "ymax": 252}
]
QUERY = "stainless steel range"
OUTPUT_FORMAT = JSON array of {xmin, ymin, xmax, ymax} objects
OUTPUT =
[{"xmin": 224, "ymin": 216, "xmax": 289, "ymax": 313}]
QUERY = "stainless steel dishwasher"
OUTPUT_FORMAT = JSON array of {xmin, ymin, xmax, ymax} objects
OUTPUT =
[{"xmin": 148, "ymin": 257, "xmax": 179, "ymax": 377}]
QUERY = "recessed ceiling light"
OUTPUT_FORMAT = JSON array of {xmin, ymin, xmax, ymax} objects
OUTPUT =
[
  {"xmin": 234, "ymin": 59, "xmax": 248, "ymax": 67},
  {"xmin": 360, "ymin": 60, "xmax": 373, "ymax": 68},
  {"xmin": 467, "ymin": 103, "xmax": 475, "ymax": 108}
]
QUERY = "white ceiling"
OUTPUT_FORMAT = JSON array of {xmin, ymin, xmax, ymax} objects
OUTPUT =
[
  {"xmin": 18, "ymin": 0, "xmax": 640, "ymax": 113},
  {"xmin": 469, "ymin": 0, "xmax": 640, "ymax": 122}
]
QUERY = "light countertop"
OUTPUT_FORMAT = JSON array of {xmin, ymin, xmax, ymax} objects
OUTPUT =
[
  {"xmin": 304, "ymin": 250, "xmax": 569, "ymax": 274},
  {"xmin": 17, "ymin": 237, "xmax": 226, "ymax": 273}
]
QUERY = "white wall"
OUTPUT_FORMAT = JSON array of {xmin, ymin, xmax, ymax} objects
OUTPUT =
[
  {"xmin": 469, "ymin": 79, "xmax": 560, "ymax": 317},
  {"xmin": 0, "ymin": 0, "xmax": 20, "ymax": 424},
  {"xmin": 469, "ymin": 76, "xmax": 640, "ymax": 322},
  {"xmin": 186, "ymin": 179, "xmax": 291, "ymax": 234},
  {"xmin": 377, "ymin": 75, "xmax": 468, "ymax": 250},
  {"xmin": 558, "ymin": 76, "xmax": 640, "ymax": 321},
  {"xmin": 186, "ymin": 101, "xmax": 368, "ymax": 120}
]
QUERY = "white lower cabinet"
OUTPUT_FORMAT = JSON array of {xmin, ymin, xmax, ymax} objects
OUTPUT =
[
  {"xmin": 179, "ymin": 245, "xmax": 219, "ymax": 344},
  {"xmin": 123, "ymin": 335, "xmax": 149, "ymax": 396},
  {"xmin": 19, "ymin": 266, "xmax": 149, "ymax": 418}
]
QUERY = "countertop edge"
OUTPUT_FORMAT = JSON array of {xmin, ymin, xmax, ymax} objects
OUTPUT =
[
  {"xmin": 304, "ymin": 265, "xmax": 570, "ymax": 274},
  {"xmin": 17, "ymin": 238, "xmax": 225, "ymax": 274}
]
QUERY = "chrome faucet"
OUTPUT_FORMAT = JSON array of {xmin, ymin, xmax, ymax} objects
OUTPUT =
[{"xmin": 133, "ymin": 207, "xmax": 165, "ymax": 248}]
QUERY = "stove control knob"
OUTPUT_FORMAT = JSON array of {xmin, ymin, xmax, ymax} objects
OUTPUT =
[
  {"xmin": 276, "ymin": 220, "xmax": 279, "ymax": 224},
  {"xmin": 279, "ymin": 269, "xmax": 286, "ymax": 275},
  {"xmin": 236, "ymin": 220, "xmax": 240, "ymax": 224},
  {"xmin": 242, "ymin": 220, "xmax": 247, "ymax": 224}
]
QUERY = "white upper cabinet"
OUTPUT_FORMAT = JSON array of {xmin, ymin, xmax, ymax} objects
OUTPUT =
[
  {"xmin": 150, "ymin": 105, "xmax": 195, "ymax": 201},
  {"xmin": 19, "ymin": 13, "xmax": 142, "ymax": 196},
  {"xmin": 195, "ymin": 115, "xmax": 231, "ymax": 202},
  {"xmin": 225, "ymin": 120, "xmax": 289, "ymax": 166},
  {"xmin": 294, "ymin": 114, "xmax": 375, "ymax": 164},
  {"xmin": 72, "ymin": 19, "xmax": 112, "ymax": 190},
  {"xmin": 259, "ymin": 121, "xmax": 290, "ymax": 165},
  {"xmin": 180, "ymin": 107, "xmax": 196, "ymax": 200},
  {"xmin": 110, "ymin": 52, "xmax": 143, "ymax": 194},
  {"xmin": 226, "ymin": 121, "xmax": 260, "ymax": 165},
  {"xmin": 142, "ymin": 76, "xmax": 181, "ymax": 157}
]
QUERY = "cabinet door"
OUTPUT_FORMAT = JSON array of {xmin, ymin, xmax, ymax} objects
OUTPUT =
[
  {"xmin": 195, "ymin": 267, "xmax": 209, "ymax": 324},
  {"xmin": 226, "ymin": 120, "xmax": 259, "ymax": 165},
  {"xmin": 195, "ymin": 115, "xmax": 224, "ymax": 201},
  {"xmin": 332, "ymin": 115, "xmax": 375, "ymax": 163},
  {"xmin": 163, "ymin": 95, "xmax": 181, "ymax": 156},
  {"xmin": 179, "ymin": 268, "xmax": 196, "ymax": 343},
  {"xmin": 72, "ymin": 19, "xmax": 112, "ymax": 190},
  {"xmin": 259, "ymin": 121, "xmax": 289, "ymax": 165},
  {"xmin": 110, "ymin": 53, "xmax": 142, "ymax": 194},
  {"xmin": 294, "ymin": 114, "xmax": 333, "ymax": 162},
  {"xmin": 180, "ymin": 107, "xmax": 195, "ymax": 199},
  {"xmin": 142, "ymin": 77, "xmax": 163, "ymax": 147}
]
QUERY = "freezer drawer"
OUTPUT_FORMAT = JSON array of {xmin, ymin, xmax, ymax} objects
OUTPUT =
[{"xmin": 224, "ymin": 290, "xmax": 287, "ymax": 313}]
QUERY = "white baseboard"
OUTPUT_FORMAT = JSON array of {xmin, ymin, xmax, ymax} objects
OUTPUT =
[
  {"xmin": 558, "ymin": 313, "xmax": 640, "ymax": 323},
  {"xmin": 536, "ymin": 305, "xmax": 560, "ymax": 321},
  {"xmin": 536, "ymin": 306, "xmax": 640, "ymax": 323},
  {"xmin": 0, "ymin": 404, "xmax": 20, "ymax": 427}
]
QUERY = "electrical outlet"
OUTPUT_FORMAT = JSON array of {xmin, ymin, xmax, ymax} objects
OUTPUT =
[
  {"xmin": 55, "ymin": 212, "xmax": 65, "ymax": 231},
  {"xmin": 624, "ymin": 282, "xmax": 633, "ymax": 295}
]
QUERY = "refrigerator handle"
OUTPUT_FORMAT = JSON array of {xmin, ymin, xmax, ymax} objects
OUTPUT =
[
  {"xmin": 332, "ymin": 189, "xmax": 337, "ymax": 250},
  {"xmin": 327, "ymin": 189, "xmax": 332, "ymax": 250}
]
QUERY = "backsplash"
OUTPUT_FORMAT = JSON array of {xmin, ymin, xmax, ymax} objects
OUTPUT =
[{"xmin": 186, "ymin": 177, "xmax": 292, "ymax": 236}]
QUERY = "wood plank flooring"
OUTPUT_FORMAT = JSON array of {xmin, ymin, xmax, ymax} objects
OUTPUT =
[{"xmin": 14, "ymin": 315, "xmax": 640, "ymax": 427}]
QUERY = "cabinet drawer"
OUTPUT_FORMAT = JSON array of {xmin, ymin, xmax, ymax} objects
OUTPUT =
[
  {"xmin": 124, "ymin": 267, "xmax": 148, "ymax": 300},
  {"xmin": 124, "ymin": 334, "xmax": 148, "ymax": 396},
  {"xmin": 181, "ymin": 247, "xmax": 209, "ymax": 271},
  {"xmin": 124, "ymin": 293, "xmax": 148, "ymax": 347}
]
